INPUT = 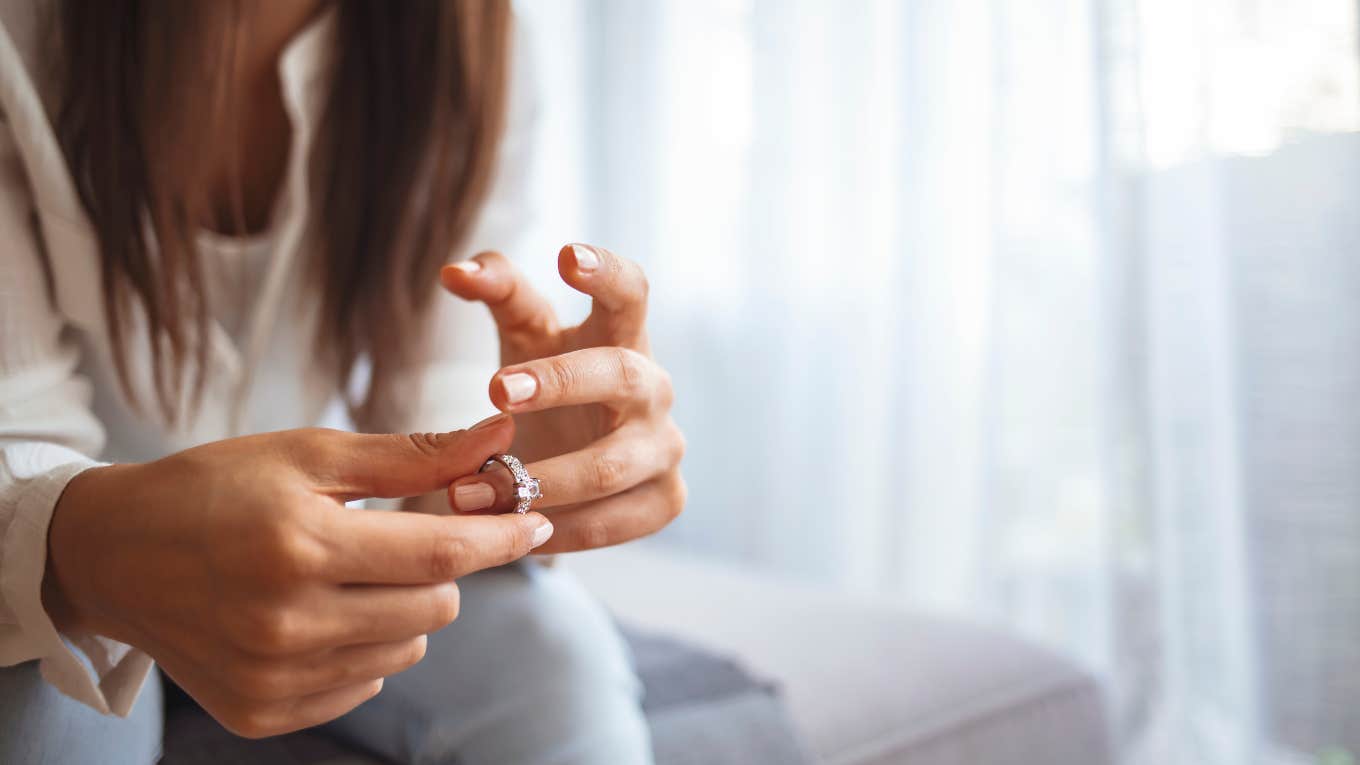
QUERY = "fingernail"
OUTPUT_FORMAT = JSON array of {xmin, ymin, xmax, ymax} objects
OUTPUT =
[
  {"xmin": 500, "ymin": 373, "xmax": 538, "ymax": 404},
  {"xmin": 470, "ymin": 413, "xmax": 510, "ymax": 431},
  {"xmin": 570, "ymin": 244, "xmax": 599, "ymax": 272},
  {"xmin": 453, "ymin": 482, "xmax": 496, "ymax": 512},
  {"xmin": 530, "ymin": 519, "xmax": 554, "ymax": 548},
  {"xmin": 448, "ymin": 260, "xmax": 482, "ymax": 274}
]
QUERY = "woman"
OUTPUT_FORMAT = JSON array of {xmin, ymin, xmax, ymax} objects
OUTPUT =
[{"xmin": 0, "ymin": 1, "xmax": 685, "ymax": 762}]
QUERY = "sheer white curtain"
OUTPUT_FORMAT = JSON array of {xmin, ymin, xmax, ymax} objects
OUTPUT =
[{"xmin": 513, "ymin": 1, "xmax": 1360, "ymax": 762}]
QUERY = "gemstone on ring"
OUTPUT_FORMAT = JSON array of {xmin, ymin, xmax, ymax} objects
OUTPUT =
[
  {"xmin": 480, "ymin": 453, "xmax": 542, "ymax": 514},
  {"xmin": 516, "ymin": 477, "xmax": 542, "ymax": 502}
]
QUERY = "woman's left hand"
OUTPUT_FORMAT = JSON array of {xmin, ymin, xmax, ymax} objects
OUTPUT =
[{"xmin": 438, "ymin": 244, "xmax": 686, "ymax": 553}]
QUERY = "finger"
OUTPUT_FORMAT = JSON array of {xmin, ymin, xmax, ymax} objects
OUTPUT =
[
  {"xmin": 297, "ymin": 414, "xmax": 514, "ymax": 500},
  {"xmin": 324, "ymin": 583, "xmax": 460, "ymax": 646},
  {"xmin": 441, "ymin": 251, "xmax": 560, "ymax": 346},
  {"xmin": 533, "ymin": 473, "xmax": 687, "ymax": 554},
  {"xmin": 231, "ymin": 636, "xmax": 428, "ymax": 701},
  {"xmin": 261, "ymin": 584, "xmax": 459, "ymax": 654},
  {"xmin": 245, "ymin": 679, "xmax": 386, "ymax": 739},
  {"xmin": 558, "ymin": 243, "xmax": 649, "ymax": 349},
  {"xmin": 321, "ymin": 509, "xmax": 553, "ymax": 584},
  {"xmin": 488, "ymin": 347, "xmax": 671, "ymax": 414},
  {"xmin": 152, "ymin": 648, "xmax": 385, "ymax": 739},
  {"xmin": 449, "ymin": 421, "xmax": 684, "ymax": 512}
]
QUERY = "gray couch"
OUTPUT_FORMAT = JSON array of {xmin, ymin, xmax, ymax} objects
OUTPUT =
[{"xmin": 571, "ymin": 546, "xmax": 1113, "ymax": 765}]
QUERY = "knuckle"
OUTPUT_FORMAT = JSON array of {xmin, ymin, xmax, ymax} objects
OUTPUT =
[
  {"xmin": 427, "ymin": 531, "xmax": 471, "ymax": 580},
  {"xmin": 655, "ymin": 368, "xmax": 675, "ymax": 409},
  {"xmin": 431, "ymin": 583, "xmax": 462, "ymax": 626},
  {"xmin": 493, "ymin": 521, "xmax": 532, "ymax": 563},
  {"xmin": 666, "ymin": 421, "xmax": 687, "ymax": 466},
  {"xmin": 292, "ymin": 427, "xmax": 344, "ymax": 463},
  {"xmin": 635, "ymin": 268, "xmax": 650, "ymax": 301},
  {"xmin": 290, "ymin": 427, "xmax": 328, "ymax": 449},
  {"xmin": 667, "ymin": 475, "xmax": 688, "ymax": 521},
  {"xmin": 474, "ymin": 250, "xmax": 503, "ymax": 270},
  {"xmin": 257, "ymin": 524, "xmax": 323, "ymax": 584},
  {"xmin": 366, "ymin": 678, "xmax": 385, "ymax": 701},
  {"xmin": 577, "ymin": 518, "xmax": 613, "ymax": 551},
  {"xmin": 614, "ymin": 348, "xmax": 648, "ymax": 399},
  {"xmin": 403, "ymin": 635, "xmax": 429, "ymax": 669},
  {"xmin": 167, "ymin": 448, "xmax": 216, "ymax": 481},
  {"xmin": 543, "ymin": 355, "xmax": 580, "ymax": 397},
  {"xmin": 611, "ymin": 255, "xmax": 648, "ymax": 299},
  {"xmin": 589, "ymin": 451, "xmax": 628, "ymax": 494},
  {"xmin": 222, "ymin": 706, "xmax": 278, "ymax": 740},
  {"xmin": 250, "ymin": 606, "xmax": 305, "ymax": 654}
]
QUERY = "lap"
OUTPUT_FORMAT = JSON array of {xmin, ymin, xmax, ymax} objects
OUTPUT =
[
  {"xmin": 0, "ymin": 562, "xmax": 648, "ymax": 765},
  {"xmin": 0, "ymin": 659, "xmax": 162, "ymax": 765},
  {"xmin": 325, "ymin": 561, "xmax": 653, "ymax": 765}
]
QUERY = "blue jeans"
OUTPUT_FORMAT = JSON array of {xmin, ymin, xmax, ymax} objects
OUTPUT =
[{"xmin": 0, "ymin": 563, "xmax": 654, "ymax": 765}]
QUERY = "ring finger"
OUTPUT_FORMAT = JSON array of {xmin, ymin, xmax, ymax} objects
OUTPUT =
[
  {"xmin": 533, "ymin": 473, "xmax": 687, "ymax": 554},
  {"xmin": 449, "ymin": 421, "xmax": 682, "ymax": 513}
]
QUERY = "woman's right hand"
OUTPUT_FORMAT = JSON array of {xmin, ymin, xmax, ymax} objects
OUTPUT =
[{"xmin": 41, "ymin": 413, "xmax": 550, "ymax": 738}]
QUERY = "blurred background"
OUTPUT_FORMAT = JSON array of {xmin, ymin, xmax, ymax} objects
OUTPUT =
[{"xmin": 506, "ymin": 1, "xmax": 1360, "ymax": 763}]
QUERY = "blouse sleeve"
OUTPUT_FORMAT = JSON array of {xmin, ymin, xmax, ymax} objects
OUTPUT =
[
  {"xmin": 0, "ymin": 117, "xmax": 155, "ymax": 716},
  {"xmin": 361, "ymin": 18, "xmax": 543, "ymax": 436}
]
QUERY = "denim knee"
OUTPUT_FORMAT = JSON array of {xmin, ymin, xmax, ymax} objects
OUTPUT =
[
  {"xmin": 0, "ymin": 660, "xmax": 163, "ymax": 764},
  {"xmin": 328, "ymin": 562, "xmax": 653, "ymax": 765}
]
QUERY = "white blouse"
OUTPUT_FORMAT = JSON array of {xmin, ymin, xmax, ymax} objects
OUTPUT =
[{"xmin": 0, "ymin": 2, "xmax": 537, "ymax": 715}]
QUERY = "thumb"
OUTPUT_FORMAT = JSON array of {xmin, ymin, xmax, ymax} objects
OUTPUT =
[{"xmin": 309, "ymin": 414, "xmax": 515, "ymax": 500}]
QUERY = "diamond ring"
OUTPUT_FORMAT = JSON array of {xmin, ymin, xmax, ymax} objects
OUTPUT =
[{"xmin": 479, "ymin": 453, "xmax": 542, "ymax": 514}]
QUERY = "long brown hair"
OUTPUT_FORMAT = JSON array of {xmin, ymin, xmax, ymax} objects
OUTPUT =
[{"xmin": 54, "ymin": 0, "xmax": 511, "ymax": 425}]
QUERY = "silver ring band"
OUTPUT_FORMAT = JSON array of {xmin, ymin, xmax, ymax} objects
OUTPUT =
[{"xmin": 479, "ymin": 453, "xmax": 542, "ymax": 514}]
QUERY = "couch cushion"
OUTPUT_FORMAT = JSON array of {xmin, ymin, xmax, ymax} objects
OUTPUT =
[
  {"xmin": 625, "ymin": 626, "xmax": 813, "ymax": 764},
  {"xmin": 568, "ymin": 546, "xmax": 1112, "ymax": 765}
]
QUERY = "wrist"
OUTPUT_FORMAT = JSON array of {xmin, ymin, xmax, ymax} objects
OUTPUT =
[{"xmin": 42, "ymin": 463, "xmax": 132, "ymax": 638}]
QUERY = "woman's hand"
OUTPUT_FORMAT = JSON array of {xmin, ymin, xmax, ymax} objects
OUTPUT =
[
  {"xmin": 439, "ymin": 244, "xmax": 686, "ymax": 553},
  {"xmin": 42, "ymin": 416, "xmax": 551, "ymax": 738}
]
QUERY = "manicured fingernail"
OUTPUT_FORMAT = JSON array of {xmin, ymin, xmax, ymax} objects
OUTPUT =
[
  {"xmin": 530, "ymin": 519, "xmax": 554, "ymax": 548},
  {"xmin": 470, "ymin": 413, "xmax": 510, "ymax": 431},
  {"xmin": 570, "ymin": 244, "xmax": 599, "ymax": 272},
  {"xmin": 500, "ymin": 373, "xmax": 538, "ymax": 404},
  {"xmin": 448, "ymin": 260, "xmax": 482, "ymax": 274},
  {"xmin": 453, "ymin": 482, "xmax": 496, "ymax": 512}
]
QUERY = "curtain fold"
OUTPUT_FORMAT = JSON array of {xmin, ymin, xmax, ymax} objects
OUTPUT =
[{"xmin": 516, "ymin": 1, "xmax": 1360, "ymax": 761}]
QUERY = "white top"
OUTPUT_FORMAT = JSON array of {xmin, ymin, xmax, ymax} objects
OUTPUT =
[{"xmin": 0, "ymin": 1, "xmax": 537, "ymax": 715}]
